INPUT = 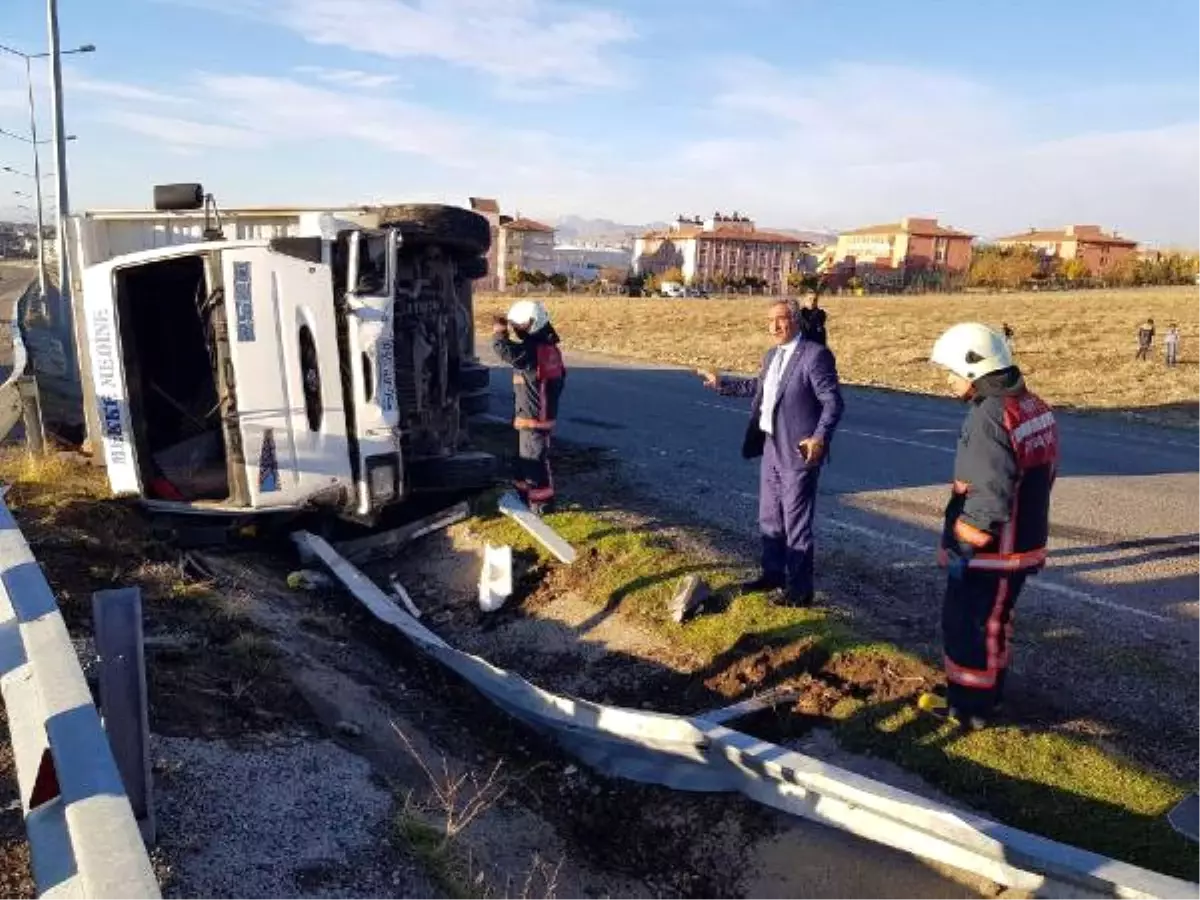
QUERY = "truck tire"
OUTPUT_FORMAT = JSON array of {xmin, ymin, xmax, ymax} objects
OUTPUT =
[
  {"xmin": 457, "ymin": 256, "xmax": 488, "ymax": 280},
  {"xmin": 407, "ymin": 451, "xmax": 498, "ymax": 493},
  {"xmin": 377, "ymin": 204, "xmax": 491, "ymax": 256},
  {"xmin": 460, "ymin": 389, "xmax": 490, "ymax": 417},
  {"xmin": 456, "ymin": 361, "xmax": 490, "ymax": 393}
]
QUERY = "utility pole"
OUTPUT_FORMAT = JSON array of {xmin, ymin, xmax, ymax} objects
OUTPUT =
[{"xmin": 47, "ymin": 0, "xmax": 71, "ymax": 333}]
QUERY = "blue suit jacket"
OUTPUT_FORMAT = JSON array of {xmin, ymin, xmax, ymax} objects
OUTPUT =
[{"xmin": 719, "ymin": 339, "xmax": 845, "ymax": 466}]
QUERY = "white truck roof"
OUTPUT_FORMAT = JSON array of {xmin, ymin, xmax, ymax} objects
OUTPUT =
[{"xmin": 67, "ymin": 204, "xmax": 391, "ymax": 271}]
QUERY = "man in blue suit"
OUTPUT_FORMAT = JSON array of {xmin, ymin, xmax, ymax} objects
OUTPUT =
[{"xmin": 698, "ymin": 300, "xmax": 844, "ymax": 606}]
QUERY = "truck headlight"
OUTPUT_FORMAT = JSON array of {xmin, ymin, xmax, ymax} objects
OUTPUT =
[{"xmin": 365, "ymin": 455, "xmax": 400, "ymax": 504}]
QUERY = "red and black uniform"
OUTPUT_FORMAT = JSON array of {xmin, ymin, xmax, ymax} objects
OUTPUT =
[
  {"xmin": 939, "ymin": 367, "xmax": 1059, "ymax": 717},
  {"xmin": 492, "ymin": 325, "xmax": 566, "ymax": 509}
]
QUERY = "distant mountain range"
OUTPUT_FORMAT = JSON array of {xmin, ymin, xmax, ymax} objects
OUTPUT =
[
  {"xmin": 552, "ymin": 215, "xmax": 836, "ymax": 247},
  {"xmin": 552, "ymin": 216, "xmax": 666, "ymax": 246}
]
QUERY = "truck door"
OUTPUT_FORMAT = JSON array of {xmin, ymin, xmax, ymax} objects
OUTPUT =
[{"xmin": 220, "ymin": 247, "xmax": 354, "ymax": 508}]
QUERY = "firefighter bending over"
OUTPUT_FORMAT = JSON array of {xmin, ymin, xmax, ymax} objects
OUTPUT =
[
  {"xmin": 492, "ymin": 300, "xmax": 566, "ymax": 514},
  {"xmin": 922, "ymin": 323, "xmax": 1059, "ymax": 730}
]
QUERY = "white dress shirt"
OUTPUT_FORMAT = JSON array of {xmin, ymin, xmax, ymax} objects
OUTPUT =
[{"xmin": 758, "ymin": 336, "xmax": 800, "ymax": 435}]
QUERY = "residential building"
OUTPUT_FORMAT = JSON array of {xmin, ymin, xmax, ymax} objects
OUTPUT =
[
  {"xmin": 468, "ymin": 196, "xmax": 501, "ymax": 291},
  {"xmin": 833, "ymin": 217, "xmax": 975, "ymax": 281},
  {"xmin": 994, "ymin": 225, "xmax": 1137, "ymax": 276},
  {"xmin": 498, "ymin": 217, "xmax": 556, "ymax": 288},
  {"xmin": 632, "ymin": 212, "xmax": 805, "ymax": 292}
]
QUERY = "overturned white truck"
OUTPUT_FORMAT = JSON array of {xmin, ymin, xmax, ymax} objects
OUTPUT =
[{"xmin": 68, "ymin": 183, "xmax": 496, "ymax": 521}]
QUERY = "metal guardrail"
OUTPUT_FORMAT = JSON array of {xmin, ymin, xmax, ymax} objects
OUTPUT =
[
  {"xmin": 296, "ymin": 529, "xmax": 1199, "ymax": 900},
  {"xmin": 0, "ymin": 497, "xmax": 160, "ymax": 898}
]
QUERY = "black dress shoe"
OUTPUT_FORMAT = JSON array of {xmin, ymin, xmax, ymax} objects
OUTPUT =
[
  {"xmin": 741, "ymin": 574, "xmax": 785, "ymax": 594},
  {"xmin": 769, "ymin": 590, "xmax": 814, "ymax": 609}
]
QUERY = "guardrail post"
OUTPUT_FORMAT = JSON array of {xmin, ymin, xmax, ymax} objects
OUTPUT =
[
  {"xmin": 92, "ymin": 588, "xmax": 155, "ymax": 845},
  {"xmin": 17, "ymin": 376, "xmax": 44, "ymax": 456}
]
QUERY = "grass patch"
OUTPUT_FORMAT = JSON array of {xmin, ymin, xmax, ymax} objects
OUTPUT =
[
  {"xmin": 834, "ymin": 701, "xmax": 1196, "ymax": 879},
  {"xmin": 477, "ymin": 287, "xmax": 1198, "ymax": 428},
  {"xmin": 393, "ymin": 810, "xmax": 479, "ymax": 899},
  {"xmin": 467, "ymin": 503, "xmax": 876, "ymax": 663},
  {"xmin": 466, "ymin": 494, "xmax": 1198, "ymax": 881}
]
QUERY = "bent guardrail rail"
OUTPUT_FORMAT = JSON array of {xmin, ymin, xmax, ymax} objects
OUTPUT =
[
  {"xmin": 0, "ymin": 497, "xmax": 160, "ymax": 898},
  {"xmin": 296, "ymin": 528, "xmax": 1199, "ymax": 900}
]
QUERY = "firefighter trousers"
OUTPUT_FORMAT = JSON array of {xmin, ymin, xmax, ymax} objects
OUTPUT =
[
  {"xmin": 515, "ymin": 428, "xmax": 554, "ymax": 506},
  {"xmin": 942, "ymin": 568, "xmax": 1027, "ymax": 717}
]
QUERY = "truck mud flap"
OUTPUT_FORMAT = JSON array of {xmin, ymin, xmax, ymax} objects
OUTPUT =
[
  {"xmin": 454, "ymin": 362, "xmax": 490, "ymax": 393},
  {"xmin": 460, "ymin": 390, "xmax": 490, "ymax": 417},
  {"xmin": 406, "ymin": 451, "xmax": 497, "ymax": 493}
]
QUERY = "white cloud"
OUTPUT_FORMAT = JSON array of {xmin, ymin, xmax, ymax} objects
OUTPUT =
[
  {"xmin": 69, "ymin": 77, "xmax": 191, "ymax": 105},
  {"xmin": 182, "ymin": 0, "xmax": 636, "ymax": 93},
  {"xmin": 292, "ymin": 66, "xmax": 403, "ymax": 90},
  {"xmin": 101, "ymin": 110, "xmax": 264, "ymax": 151}
]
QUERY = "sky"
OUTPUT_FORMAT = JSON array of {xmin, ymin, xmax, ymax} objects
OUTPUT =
[{"xmin": 1, "ymin": 0, "xmax": 1198, "ymax": 245}]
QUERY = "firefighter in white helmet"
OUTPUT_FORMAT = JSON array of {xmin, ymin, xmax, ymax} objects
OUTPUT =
[
  {"xmin": 492, "ymin": 300, "xmax": 566, "ymax": 514},
  {"xmin": 920, "ymin": 323, "xmax": 1059, "ymax": 729}
]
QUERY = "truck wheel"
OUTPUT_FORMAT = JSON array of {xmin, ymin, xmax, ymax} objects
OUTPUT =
[
  {"xmin": 457, "ymin": 256, "xmax": 488, "ymax": 280},
  {"xmin": 377, "ymin": 204, "xmax": 491, "ymax": 256},
  {"xmin": 407, "ymin": 451, "xmax": 497, "ymax": 493},
  {"xmin": 455, "ymin": 361, "xmax": 490, "ymax": 393},
  {"xmin": 460, "ymin": 389, "xmax": 490, "ymax": 417}
]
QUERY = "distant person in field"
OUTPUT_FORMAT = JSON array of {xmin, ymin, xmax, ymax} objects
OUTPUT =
[
  {"xmin": 1001, "ymin": 323, "xmax": 1014, "ymax": 352},
  {"xmin": 798, "ymin": 291, "xmax": 828, "ymax": 346},
  {"xmin": 1164, "ymin": 324, "xmax": 1180, "ymax": 366},
  {"xmin": 1135, "ymin": 318, "xmax": 1155, "ymax": 361}
]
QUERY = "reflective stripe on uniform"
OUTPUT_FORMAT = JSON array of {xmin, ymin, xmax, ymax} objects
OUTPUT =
[
  {"xmin": 514, "ymin": 417, "xmax": 556, "ymax": 430},
  {"xmin": 967, "ymin": 548, "xmax": 1047, "ymax": 571},
  {"xmin": 954, "ymin": 518, "xmax": 993, "ymax": 548},
  {"xmin": 944, "ymin": 657, "xmax": 996, "ymax": 689}
]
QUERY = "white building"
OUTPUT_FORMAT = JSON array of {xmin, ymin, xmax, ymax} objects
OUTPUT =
[{"xmin": 552, "ymin": 243, "xmax": 632, "ymax": 281}]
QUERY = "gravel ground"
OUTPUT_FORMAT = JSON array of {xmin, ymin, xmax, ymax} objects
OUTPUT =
[{"xmin": 152, "ymin": 734, "xmax": 435, "ymax": 899}]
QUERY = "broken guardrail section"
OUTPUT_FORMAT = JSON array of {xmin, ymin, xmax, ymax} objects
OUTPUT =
[
  {"xmin": 294, "ymin": 529, "xmax": 1198, "ymax": 900},
  {"xmin": 0, "ymin": 498, "xmax": 160, "ymax": 898}
]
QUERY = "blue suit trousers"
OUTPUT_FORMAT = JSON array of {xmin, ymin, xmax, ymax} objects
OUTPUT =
[{"xmin": 758, "ymin": 436, "xmax": 820, "ymax": 596}]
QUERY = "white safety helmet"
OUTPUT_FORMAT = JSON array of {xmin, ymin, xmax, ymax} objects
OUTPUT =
[
  {"xmin": 930, "ymin": 322, "xmax": 1013, "ymax": 382},
  {"xmin": 507, "ymin": 299, "xmax": 550, "ymax": 333}
]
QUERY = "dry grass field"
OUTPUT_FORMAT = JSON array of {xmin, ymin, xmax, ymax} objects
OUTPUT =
[{"xmin": 478, "ymin": 286, "xmax": 1199, "ymax": 428}]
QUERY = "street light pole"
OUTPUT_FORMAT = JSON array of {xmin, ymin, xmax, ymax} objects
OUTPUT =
[
  {"xmin": 47, "ymin": 0, "xmax": 72, "ymax": 329},
  {"xmin": 21, "ymin": 55, "xmax": 48, "ymax": 302}
]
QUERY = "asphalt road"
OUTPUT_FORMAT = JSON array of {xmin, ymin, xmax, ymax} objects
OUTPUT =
[
  {"xmin": 0, "ymin": 264, "xmax": 33, "ymax": 382},
  {"xmin": 482, "ymin": 344, "xmax": 1199, "ymax": 645}
]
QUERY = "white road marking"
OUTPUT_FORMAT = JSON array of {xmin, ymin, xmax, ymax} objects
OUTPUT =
[
  {"xmin": 694, "ymin": 402, "xmax": 956, "ymax": 454},
  {"xmin": 1029, "ymin": 579, "xmax": 1172, "ymax": 623},
  {"xmin": 826, "ymin": 517, "xmax": 929, "ymax": 553},
  {"xmin": 840, "ymin": 429, "xmax": 955, "ymax": 454},
  {"xmin": 824, "ymin": 516, "xmax": 1174, "ymax": 624},
  {"xmin": 694, "ymin": 399, "xmax": 744, "ymax": 415}
]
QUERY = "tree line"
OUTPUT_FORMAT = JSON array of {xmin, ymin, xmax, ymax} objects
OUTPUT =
[{"xmin": 966, "ymin": 246, "xmax": 1198, "ymax": 290}]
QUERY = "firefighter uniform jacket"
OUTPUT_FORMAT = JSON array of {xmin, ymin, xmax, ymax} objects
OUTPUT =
[
  {"xmin": 940, "ymin": 368, "xmax": 1059, "ymax": 573},
  {"xmin": 492, "ymin": 325, "xmax": 566, "ymax": 430}
]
